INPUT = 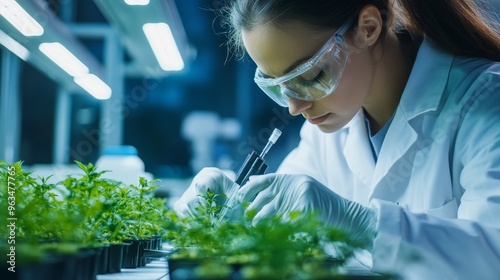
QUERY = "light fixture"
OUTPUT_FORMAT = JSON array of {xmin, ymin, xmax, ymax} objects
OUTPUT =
[
  {"xmin": 0, "ymin": 0, "xmax": 44, "ymax": 37},
  {"xmin": 0, "ymin": 29, "xmax": 29, "ymax": 60},
  {"xmin": 0, "ymin": 0, "xmax": 111, "ymax": 101},
  {"xmin": 74, "ymin": 74, "xmax": 112, "ymax": 100},
  {"xmin": 124, "ymin": 0, "xmax": 150, "ymax": 5},
  {"xmin": 94, "ymin": 0, "xmax": 192, "ymax": 76},
  {"xmin": 143, "ymin": 22, "xmax": 184, "ymax": 71},
  {"xmin": 39, "ymin": 42, "xmax": 89, "ymax": 77}
]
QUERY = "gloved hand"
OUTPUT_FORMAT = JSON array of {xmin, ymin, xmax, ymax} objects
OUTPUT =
[
  {"xmin": 174, "ymin": 167, "xmax": 235, "ymax": 218},
  {"xmin": 237, "ymin": 173, "xmax": 377, "ymax": 247}
]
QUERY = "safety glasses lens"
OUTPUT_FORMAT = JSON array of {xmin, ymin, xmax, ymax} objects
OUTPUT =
[{"xmin": 257, "ymin": 41, "xmax": 348, "ymax": 107}]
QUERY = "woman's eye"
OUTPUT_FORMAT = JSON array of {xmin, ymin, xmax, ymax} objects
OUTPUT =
[{"xmin": 298, "ymin": 70, "xmax": 326, "ymax": 87}]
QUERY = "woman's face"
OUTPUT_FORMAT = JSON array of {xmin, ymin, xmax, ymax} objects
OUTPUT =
[{"xmin": 242, "ymin": 21, "xmax": 377, "ymax": 133}]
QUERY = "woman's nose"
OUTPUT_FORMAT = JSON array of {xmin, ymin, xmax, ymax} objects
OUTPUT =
[
  {"xmin": 288, "ymin": 97, "xmax": 312, "ymax": 116},
  {"xmin": 280, "ymin": 86, "xmax": 312, "ymax": 116}
]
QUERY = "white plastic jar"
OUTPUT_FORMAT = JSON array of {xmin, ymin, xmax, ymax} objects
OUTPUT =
[{"xmin": 95, "ymin": 145, "xmax": 152, "ymax": 186}]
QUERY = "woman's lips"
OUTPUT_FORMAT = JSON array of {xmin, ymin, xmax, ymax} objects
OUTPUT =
[{"xmin": 307, "ymin": 113, "xmax": 330, "ymax": 125}]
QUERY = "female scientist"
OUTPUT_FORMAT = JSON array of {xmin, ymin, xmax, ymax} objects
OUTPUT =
[{"xmin": 175, "ymin": 0, "xmax": 500, "ymax": 277}]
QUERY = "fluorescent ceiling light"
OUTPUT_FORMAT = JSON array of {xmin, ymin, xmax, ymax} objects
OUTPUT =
[
  {"xmin": 0, "ymin": 0, "xmax": 44, "ymax": 36},
  {"xmin": 39, "ymin": 42, "xmax": 89, "ymax": 77},
  {"xmin": 143, "ymin": 23, "xmax": 184, "ymax": 71},
  {"xmin": 124, "ymin": 0, "xmax": 150, "ymax": 5},
  {"xmin": 74, "ymin": 74, "xmax": 112, "ymax": 100},
  {"xmin": 0, "ymin": 29, "xmax": 29, "ymax": 60}
]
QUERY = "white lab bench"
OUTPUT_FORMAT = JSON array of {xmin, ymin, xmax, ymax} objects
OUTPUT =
[{"xmin": 96, "ymin": 259, "xmax": 168, "ymax": 280}]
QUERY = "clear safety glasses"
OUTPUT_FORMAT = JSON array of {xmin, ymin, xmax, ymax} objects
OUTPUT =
[{"xmin": 254, "ymin": 18, "xmax": 353, "ymax": 107}]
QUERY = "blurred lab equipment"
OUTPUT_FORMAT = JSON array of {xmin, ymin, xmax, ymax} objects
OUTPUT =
[
  {"xmin": 96, "ymin": 145, "xmax": 153, "ymax": 185},
  {"xmin": 181, "ymin": 111, "xmax": 241, "ymax": 174}
]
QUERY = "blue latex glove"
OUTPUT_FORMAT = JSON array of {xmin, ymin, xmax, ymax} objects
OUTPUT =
[
  {"xmin": 174, "ymin": 167, "xmax": 235, "ymax": 218},
  {"xmin": 237, "ymin": 173, "xmax": 377, "ymax": 246}
]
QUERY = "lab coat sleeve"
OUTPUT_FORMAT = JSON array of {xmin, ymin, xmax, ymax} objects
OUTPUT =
[
  {"xmin": 370, "ymin": 199, "xmax": 500, "ymax": 279},
  {"xmin": 275, "ymin": 122, "xmax": 327, "ymax": 183},
  {"xmin": 371, "ymin": 69, "xmax": 500, "ymax": 279},
  {"xmin": 455, "ymin": 71, "xmax": 500, "ymax": 228}
]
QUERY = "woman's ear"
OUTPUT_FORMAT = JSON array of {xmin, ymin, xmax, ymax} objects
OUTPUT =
[{"xmin": 351, "ymin": 5, "xmax": 383, "ymax": 49}]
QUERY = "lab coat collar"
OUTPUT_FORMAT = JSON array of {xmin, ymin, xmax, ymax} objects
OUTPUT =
[
  {"xmin": 398, "ymin": 38, "xmax": 453, "ymax": 120},
  {"xmin": 342, "ymin": 38, "xmax": 453, "ymax": 193},
  {"xmin": 369, "ymin": 38, "xmax": 452, "ymax": 197}
]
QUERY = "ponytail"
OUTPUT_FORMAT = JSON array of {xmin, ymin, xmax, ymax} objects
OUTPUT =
[{"xmin": 396, "ymin": 0, "xmax": 500, "ymax": 61}]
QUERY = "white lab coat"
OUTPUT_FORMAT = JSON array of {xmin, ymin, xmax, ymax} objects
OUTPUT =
[{"xmin": 277, "ymin": 38, "xmax": 500, "ymax": 279}]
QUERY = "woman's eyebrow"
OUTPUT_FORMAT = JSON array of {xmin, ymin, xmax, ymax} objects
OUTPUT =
[
  {"xmin": 260, "ymin": 56, "xmax": 312, "ymax": 78},
  {"xmin": 283, "ymin": 57, "xmax": 311, "ymax": 75}
]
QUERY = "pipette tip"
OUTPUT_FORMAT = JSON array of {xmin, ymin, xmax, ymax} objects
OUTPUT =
[
  {"xmin": 269, "ymin": 128, "xmax": 282, "ymax": 144},
  {"xmin": 259, "ymin": 129, "xmax": 282, "ymax": 158}
]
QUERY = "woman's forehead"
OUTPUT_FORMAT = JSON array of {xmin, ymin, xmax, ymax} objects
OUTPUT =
[{"xmin": 242, "ymin": 23, "xmax": 333, "ymax": 77}]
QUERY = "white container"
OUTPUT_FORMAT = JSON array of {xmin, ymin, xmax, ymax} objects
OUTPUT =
[{"xmin": 95, "ymin": 145, "xmax": 152, "ymax": 186}]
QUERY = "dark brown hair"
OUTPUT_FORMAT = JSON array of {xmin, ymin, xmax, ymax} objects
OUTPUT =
[{"xmin": 222, "ymin": 0, "xmax": 500, "ymax": 61}]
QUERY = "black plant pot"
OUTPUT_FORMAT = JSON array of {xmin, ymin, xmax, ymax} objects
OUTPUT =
[
  {"xmin": 142, "ymin": 236, "xmax": 164, "ymax": 263},
  {"xmin": 90, "ymin": 247, "xmax": 102, "ymax": 280},
  {"xmin": 4, "ymin": 245, "xmax": 107, "ymax": 280},
  {"xmin": 121, "ymin": 240, "xmax": 141, "ymax": 268},
  {"xmin": 152, "ymin": 236, "xmax": 163, "ymax": 250},
  {"xmin": 107, "ymin": 244, "xmax": 124, "ymax": 273},
  {"xmin": 139, "ymin": 239, "xmax": 152, "ymax": 266},
  {"xmin": 75, "ymin": 247, "xmax": 101, "ymax": 280},
  {"xmin": 4, "ymin": 255, "xmax": 67, "ymax": 280},
  {"xmin": 56, "ymin": 252, "xmax": 82, "ymax": 280},
  {"xmin": 97, "ymin": 245, "xmax": 110, "ymax": 274},
  {"xmin": 120, "ymin": 242, "xmax": 131, "ymax": 268},
  {"xmin": 121, "ymin": 238, "xmax": 164, "ymax": 269}
]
